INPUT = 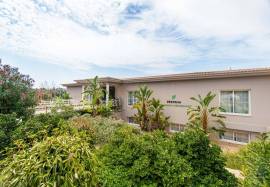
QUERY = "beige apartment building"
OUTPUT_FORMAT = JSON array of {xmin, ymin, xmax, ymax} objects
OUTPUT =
[{"xmin": 63, "ymin": 68, "xmax": 270, "ymax": 147}]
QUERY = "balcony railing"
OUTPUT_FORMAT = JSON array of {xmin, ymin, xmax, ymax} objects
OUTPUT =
[{"xmin": 35, "ymin": 98, "xmax": 121, "ymax": 114}]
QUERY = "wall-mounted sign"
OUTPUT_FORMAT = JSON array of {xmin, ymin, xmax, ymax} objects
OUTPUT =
[
  {"xmin": 166, "ymin": 95, "xmax": 182, "ymax": 104},
  {"xmin": 165, "ymin": 95, "xmax": 190, "ymax": 108}
]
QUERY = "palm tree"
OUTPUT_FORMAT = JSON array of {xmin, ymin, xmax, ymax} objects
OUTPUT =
[
  {"xmin": 83, "ymin": 76, "xmax": 104, "ymax": 116},
  {"xmin": 133, "ymin": 85, "xmax": 153, "ymax": 131},
  {"xmin": 187, "ymin": 91, "xmax": 225, "ymax": 133},
  {"xmin": 149, "ymin": 98, "xmax": 169, "ymax": 131}
]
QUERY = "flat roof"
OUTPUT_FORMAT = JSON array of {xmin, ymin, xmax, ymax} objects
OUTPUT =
[
  {"xmin": 75, "ymin": 77, "xmax": 122, "ymax": 84},
  {"xmin": 62, "ymin": 83, "xmax": 82, "ymax": 87},
  {"xmin": 63, "ymin": 67, "xmax": 270, "ymax": 86},
  {"xmin": 122, "ymin": 67, "xmax": 270, "ymax": 83}
]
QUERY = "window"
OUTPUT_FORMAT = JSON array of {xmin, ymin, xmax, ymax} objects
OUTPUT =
[
  {"xmin": 170, "ymin": 124, "xmax": 185, "ymax": 132},
  {"xmin": 170, "ymin": 124, "xmax": 180, "ymax": 132},
  {"xmin": 220, "ymin": 90, "xmax": 250, "ymax": 115},
  {"xmin": 222, "ymin": 131, "xmax": 234, "ymax": 141},
  {"xmin": 234, "ymin": 132, "xmax": 249, "ymax": 143},
  {"xmin": 84, "ymin": 95, "xmax": 92, "ymax": 101},
  {"xmin": 220, "ymin": 130, "xmax": 250, "ymax": 144},
  {"xmin": 128, "ymin": 91, "xmax": 138, "ymax": 105}
]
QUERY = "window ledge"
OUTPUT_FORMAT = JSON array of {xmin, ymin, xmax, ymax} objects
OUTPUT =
[
  {"xmin": 170, "ymin": 130, "xmax": 180, "ymax": 133},
  {"xmin": 219, "ymin": 139, "xmax": 248, "ymax": 145},
  {"xmin": 220, "ymin": 112, "xmax": 251, "ymax": 117}
]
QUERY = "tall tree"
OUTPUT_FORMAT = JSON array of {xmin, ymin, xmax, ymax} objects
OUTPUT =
[
  {"xmin": 187, "ymin": 92, "xmax": 225, "ymax": 133},
  {"xmin": 0, "ymin": 61, "xmax": 36, "ymax": 118},
  {"xmin": 133, "ymin": 85, "xmax": 153, "ymax": 131}
]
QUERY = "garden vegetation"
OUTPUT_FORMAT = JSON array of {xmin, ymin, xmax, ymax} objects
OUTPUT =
[{"xmin": 0, "ymin": 62, "xmax": 269, "ymax": 186}]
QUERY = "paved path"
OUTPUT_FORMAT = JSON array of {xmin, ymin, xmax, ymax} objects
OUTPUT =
[{"xmin": 226, "ymin": 168, "xmax": 245, "ymax": 180}]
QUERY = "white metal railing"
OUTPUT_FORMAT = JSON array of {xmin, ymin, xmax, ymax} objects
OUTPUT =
[
  {"xmin": 39, "ymin": 99, "xmax": 71, "ymax": 106},
  {"xmin": 35, "ymin": 98, "xmax": 121, "ymax": 114}
]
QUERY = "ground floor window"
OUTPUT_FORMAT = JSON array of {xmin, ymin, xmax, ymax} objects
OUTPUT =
[
  {"xmin": 170, "ymin": 124, "xmax": 185, "ymax": 132},
  {"xmin": 220, "ymin": 129, "xmax": 250, "ymax": 144}
]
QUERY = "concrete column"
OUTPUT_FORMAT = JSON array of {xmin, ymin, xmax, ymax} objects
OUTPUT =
[
  {"xmin": 81, "ymin": 85, "xmax": 85, "ymax": 101},
  {"xmin": 106, "ymin": 83, "xmax": 109, "ymax": 106}
]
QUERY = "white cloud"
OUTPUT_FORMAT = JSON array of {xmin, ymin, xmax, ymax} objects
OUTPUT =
[
  {"xmin": 0, "ymin": 0, "xmax": 270, "ymax": 73},
  {"xmin": 150, "ymin": 0, "xmax": 270, "ymax": 38},
  {"xmin": 0, "ymin": 0, "xmax": 190, "ymax": 71}
]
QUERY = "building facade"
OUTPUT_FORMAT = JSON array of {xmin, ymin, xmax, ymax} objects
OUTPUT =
[{"xmin": 63, "ymin": 68, "xmax": 270, "ymax": 146}]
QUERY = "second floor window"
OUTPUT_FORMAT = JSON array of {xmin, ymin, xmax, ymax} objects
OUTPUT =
[
  {"xmin": 220, "ymin": 90, "xmax": 250, "ymax": 115},
  {"xmin": 128, "ymin": 91, "xmax": 138, "ymax": 105}
]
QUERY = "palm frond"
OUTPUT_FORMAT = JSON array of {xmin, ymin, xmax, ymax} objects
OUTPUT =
[{"xmin": 187, "ymin": 91, "xmax": 226, "ymax": 133}]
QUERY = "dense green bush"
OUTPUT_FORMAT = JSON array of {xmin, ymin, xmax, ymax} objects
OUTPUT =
[
  {"xmin": 0, "ymin": 114, "xmax": 239, "ymax": 186},
  {"xmin": 78, "ymin": 103, "xmax": 113, "ymax": 117},
  {"xmin": 70, "ymin": 115, "xmax": 125, "ymax": 145},
  {"xmin": 0, "ymin": 135, "xmax": 97, "ymax": 187},
  {"xmin": 96, "ymin": 127, "xmax": 193, "ymax": 186},
  {"xmin": 0, "ymin": 113, "xmax": 19, "ymax": 157},
  {"xmin": 13, "ymin": 113, "xmax": 71, "ymax": 146},
  {"xmin": 173, "ymin": 128, "xmax": 237, "ymax": 186},
  {"xmin": 96, "ymin": 126, "xmax": 237, "ymax": 187},
  {"xmin": 223, "ymin": 151, "xmax": 243, "ymax": 170},
  {"xmin": 240, "ymin": 135, "xmax": 270, "ymax": 187},
  {"xmin": 50, "ymin": 98, "xmax": 79, "ymax": 119},
  {"xmin": 97, "ymin": 103, "xmax": 113, "ymax": 117},
  {"xmin": 0, "ymin": 62, "xmax": 36, "ymax": 119}
]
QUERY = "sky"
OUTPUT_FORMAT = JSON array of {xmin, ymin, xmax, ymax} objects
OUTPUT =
[{"xmin": 1, "ymin": 0, "xmax": 270, "ymax": 87}]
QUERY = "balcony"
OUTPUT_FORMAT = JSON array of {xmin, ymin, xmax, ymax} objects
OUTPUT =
[{"xmin": 35, "ymin": 98, "xmax": 121, "ymax": 114}]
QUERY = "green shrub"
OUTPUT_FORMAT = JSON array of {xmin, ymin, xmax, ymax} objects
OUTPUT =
[
  {"xmin": 78, "ymin": 103, "xmax": 113, "ymax": 117},
  {"xmin": 0, "ymin": 135, "xmax": 97, "ymax": 187},
  {"xmin": 12, "ymin": 113, "xmax": 72, "ymax": 147},
  {"xmin": 240, "ymin": 135, "xmax": 270, "ymax": 187},
  {"xmin": 96, "ymin": 126, "xmax": 237, "ymax": 187},
  {"xmin": 173, "ymin": 128, "xmax": 238, "ymax": 186},
  {"xmin": 0, "ymin": 62, "xmax": 36, "ymax": 119},
  {"xmin": 51, "ymin": 99, "xmax": 79, "ymax": 120},
  {"xmin": 77, "ymin": 106, "xmax": 94, "ymax": 115},
  {"xmin": 97, "ymin": 103, "xmax": 113, "ymax": 117},
  {"xmin": 223, "ymin": 151, "xmax": 243, "ymax": 170},
  {"xmin": 96, "ymin": 127, "xmax": 193, "ymax": 187},
  {"xmin": 0, "ymin": 113, "xmax": 19, "ymax": 157},
  {"xmin": 70, "ymin": 115, "xmax": 126, "ymax": 145}
]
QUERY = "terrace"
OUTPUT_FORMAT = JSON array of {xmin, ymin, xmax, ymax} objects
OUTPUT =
[{"xmin": 35, "ymin": 98, "xmax": 121, "ymax": 114}]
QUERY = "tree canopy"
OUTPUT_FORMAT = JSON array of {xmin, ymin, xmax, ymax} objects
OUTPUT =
[{"xmin": 0, "ymin": 62, "xmax": 36, "ymax": 118}]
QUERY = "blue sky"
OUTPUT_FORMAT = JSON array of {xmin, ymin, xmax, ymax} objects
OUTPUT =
[{"xmin": 1, "ymin": 0, "xmax": 270, "ymax": 87}]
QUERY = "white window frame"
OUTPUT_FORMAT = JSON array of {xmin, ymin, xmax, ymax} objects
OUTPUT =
[
  {"xmin": 220, "ymin": 130, "xmax": 251, "ymax": 145},
  {"xmin": 127, "ymin": 91, "xmax": 137, "ymax": 106},
  {"xmin": 170, "ymin": 124, "xmax": 185, "ymax": 132},
  {"xmin": 219, "ymin": 90, "xmax": 251, "ymax": 116},
  {"xmin": 170, "ymin": 124, "xmax": 180, "ymax": 132}
]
